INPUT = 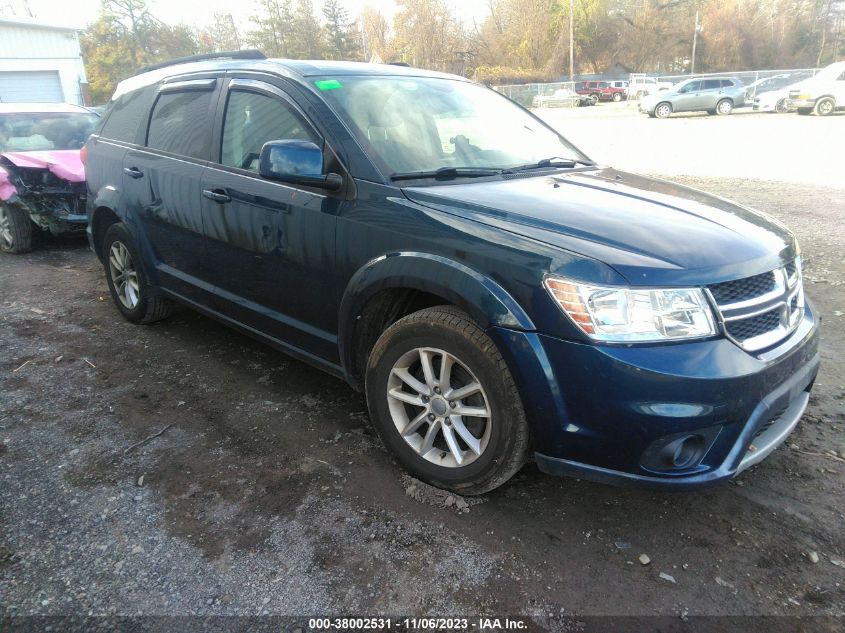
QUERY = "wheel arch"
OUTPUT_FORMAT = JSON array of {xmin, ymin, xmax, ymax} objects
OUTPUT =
[
  {"xmin": 90, "ymin": 205, "xmax": 121, "ymax": 260},
  {"xmin": 338, "ymin": 252, "xmax": 535, "ymax": 389}
]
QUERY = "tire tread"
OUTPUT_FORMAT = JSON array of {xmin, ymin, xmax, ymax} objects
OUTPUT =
[{"xmin": 1, "ymin": 203, "xmax": 33, "ymax": 254}]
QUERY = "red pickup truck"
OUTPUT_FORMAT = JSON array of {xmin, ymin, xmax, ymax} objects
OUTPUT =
[{"xmin": 575, "ymin": 80, "xmax": 628, "ymax": 102}]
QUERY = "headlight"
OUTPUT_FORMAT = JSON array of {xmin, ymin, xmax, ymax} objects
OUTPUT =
[{"xmin": 544, "ymin": 277, "xmax": 717, "ymax": 342}]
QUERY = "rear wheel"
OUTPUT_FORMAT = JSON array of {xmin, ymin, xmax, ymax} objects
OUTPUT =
[
  {"xmin": 655, "ymin": 102, "xmax": 673, "ymax": 118},
  {"xmin": 365, "ymin": 306, "xmax": 530, "ymax": 494},
  {"xmin": 716, "ymin": 99, "xmax": 734, "ymax": 115},
  {"xmin": 0, "ymin": 203, "xmax": 33, "ymax": 254},
  {"xmin": 102, "ymin": 223, "xmax": 173, "ymax": 324},
  {"xmin": 815, "ymin": 97, "xmax": 835, "ymax": 116},
  {"xmin": 612, "ymin": 92, "xmax": 623, "ymax": 102}
]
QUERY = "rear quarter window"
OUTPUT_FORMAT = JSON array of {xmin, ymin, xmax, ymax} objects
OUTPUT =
[
  {"xmin": 146, "ymin": 90, "xmax": 214, "ymax": 159},
  {"xmin": 99, "ymin": 88, "xmax": 151, "ymax": 143}
]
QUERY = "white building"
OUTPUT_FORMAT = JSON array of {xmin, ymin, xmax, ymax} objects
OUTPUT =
[{"xmin": 0, "ymin": 17, "xmax": 88, "ymax": 105}]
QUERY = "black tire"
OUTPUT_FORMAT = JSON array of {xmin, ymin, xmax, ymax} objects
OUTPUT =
[
  {"xmin": 775, "ymin": 98, "xmax": 787, "ymax": 113},
  {"xmin": 654, "ymin": 102, "xmax": 673, "ymax": 119},
  {"xmin": 612, "ymin": 92, "xmax": 623, "ymax": 102},
  {"xmin": 0, "ymin": 203, "xmax": 33, "ymax": 254},
  {"xmin": 715, "ymin": 99, "xmax": 733, "ymax": 115},
  {"xmin": 815, "ymin": 97, "xmax": 835, "ymax": 116},
  {"xmin": 102, "ymin": 222, "xmax": 173, "ymax": 324},
  {"xmin": 797, "ymin": 107, "xmax": 812, "ymax": 116},
  {"xmin": 365, "ymin": 306, "xmax": 530, "ymax": 495}
]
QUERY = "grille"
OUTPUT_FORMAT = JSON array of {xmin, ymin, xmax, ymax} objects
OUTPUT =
[
  {"xmin": 709, "ymin": 271, "xmax": 776, "ymax": 305},
  {"xmin": 725, "ymin": 309, "xmax": 780, "ymax": 341},
  {"xmin": 784, "ymin": 261, "xmax": 797, "ymax": 278}
]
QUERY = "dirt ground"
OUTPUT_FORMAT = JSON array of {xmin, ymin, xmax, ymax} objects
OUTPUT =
[{"xmin": 1, "ymin": 108, "xmax": 844, "ymax": 631}]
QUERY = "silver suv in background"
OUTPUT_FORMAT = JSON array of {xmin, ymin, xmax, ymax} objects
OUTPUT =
[{"xmin": 639, "ymin": 77, "xmax": 746, "ymax": 118}]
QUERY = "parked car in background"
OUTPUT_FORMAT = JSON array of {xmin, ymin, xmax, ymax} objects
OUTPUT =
[
  {"xmin": 744, "ymin": 73, "xmax": 799, "ymax": 102},
  {"xmin": 626, "ymin": 76, "xmax": 674, "ymax": 98},
  {"xmin": 86, "ymin": 53, "xmax": 818, "ymax": 494},
  {"xmin": 753, "ymin": 85, "xmax": 795, "ymax": 113},
  {"xmin": 639, "ymin": 77, "xmax": 746, "ymax": 118},
  {"xmin": 575, "ymin": 80, "xmax": 627, "ymax": 102},
  {"xmin": 533, "ymin": 88, "xmax": 595, "ymax": 108},
  {"xmin": 0, "ymin": 103, "xmax": 98, "ymax": 253},
  {"xmin": 788, "ymin": 61, "xmax": 845, "ymax": 116}
]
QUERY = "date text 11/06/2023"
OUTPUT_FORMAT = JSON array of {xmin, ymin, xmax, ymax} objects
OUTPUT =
[{"xmin": 308, "ymin": 617, "xmax": 529, "ymax": 630}]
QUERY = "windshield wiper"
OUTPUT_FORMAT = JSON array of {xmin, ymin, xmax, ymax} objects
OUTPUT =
[
  {"xmin": 390, "ymin": 166, "xmax": 502, "ymax": 181},
  {"xmin": 502, "ymin": 157, "xmax": 591, "ymax": 174}
]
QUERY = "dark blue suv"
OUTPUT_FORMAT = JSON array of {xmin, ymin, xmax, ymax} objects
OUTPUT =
[{"xmin": 84, "ymin": 52, "xmax": 820, "ymax": 494}]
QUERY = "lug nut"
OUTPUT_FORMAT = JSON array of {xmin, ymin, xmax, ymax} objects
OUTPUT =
[
  {"xmin": 434, "ymin": 387, "xmax": 441, "ymax": 394},
  {"xmin": 449, "ymin": 401, "xmax": 456, "ymax": 408},
  {"xmin": 422, "ymin": 395, "xmax": 429, "ymax": 403},
  {"xmin": 428, "ymin": 413, "xmax": 435, "ymax": 421}
]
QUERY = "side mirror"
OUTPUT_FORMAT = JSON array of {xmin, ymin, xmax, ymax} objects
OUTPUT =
[{"xmin": 259, "ymin": 140, "xmax": 343, "ymax": 191}]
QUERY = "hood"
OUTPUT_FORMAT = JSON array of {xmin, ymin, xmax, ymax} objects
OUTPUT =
[
  {"xmin": 402, "ymin": 168, "xmax": 796, "ymax": 286},
  {"xmin": 0, "ymin": 150, "xmax": 85, "ymax": 183}
]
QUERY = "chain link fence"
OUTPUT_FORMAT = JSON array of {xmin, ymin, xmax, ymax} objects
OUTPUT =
[
  {"xmin": 493, "ymin": 81, "xmax": 582, "ymax": 109},
  {"xmin": 495, "ymin": 68, "xmax": 822, "ymax": 108},
  {"xmin": 627, "ymin": 68, "xmax": 821, "ymax": 100}
]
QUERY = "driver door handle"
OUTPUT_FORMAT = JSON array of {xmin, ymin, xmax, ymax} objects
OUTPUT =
[
  {"xmin": 202, "ymin": 188, "xmax": 231, "ymax": 204},
  {"xmin": 123, "ymin": 167, "xmax": 143, "ymax": 179}
]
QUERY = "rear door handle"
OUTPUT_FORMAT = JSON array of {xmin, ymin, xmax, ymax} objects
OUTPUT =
[
  {"xmin": 202, "ymin": 188, "xmax": 231, "ymax": 204},
  {"xmin": 123, "ymin": 167, "xmax": 143, "ymax": 179}
]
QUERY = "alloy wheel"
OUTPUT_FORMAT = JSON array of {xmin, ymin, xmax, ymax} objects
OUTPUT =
[
  {"xmin": 386, "ymin": 347, "xmax": 492, "ymax": 468},
  {"xmin": 817, "ymin": 99, "xmax": 834, "ymax": 116},
  {"xmin": 108, "ymin": 241, "xmax": 140, "ymax": 309},
  {"xmin": 656, "ymin": 104, "xmax": 671, "ymax": 118},
  {"xmin": 718, "ymin": 100, "xmax": 733, "ymax": 114}
]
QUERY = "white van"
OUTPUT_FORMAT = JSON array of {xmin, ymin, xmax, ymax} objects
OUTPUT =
[{"xmin": 788, "ymin": 61, "xmax": 845, "ymax": 116}]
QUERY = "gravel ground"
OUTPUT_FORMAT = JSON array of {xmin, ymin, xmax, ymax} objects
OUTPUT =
[{"xmin": 1, "ymin": 109, "xmax": 844, "ymax": 631}]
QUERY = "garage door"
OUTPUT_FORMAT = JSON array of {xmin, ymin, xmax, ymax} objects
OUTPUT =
[{"xmin": 0, "ymin": 71, "xmax": 64, "ymax": 103}]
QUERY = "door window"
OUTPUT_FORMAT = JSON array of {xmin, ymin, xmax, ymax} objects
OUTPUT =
[
  {"xmin": 221, "ymin": 90, "xmax": 318, "ymax": 172},
  {"xmin": 703, "ymin": 80, "xmax": 722, "ymax": 90},
  {"xmin": 147, "ymin": 90, "xmax": 215, "ymax": 159}
]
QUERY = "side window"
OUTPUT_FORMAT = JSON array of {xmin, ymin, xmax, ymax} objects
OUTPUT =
[
  {"xmin": 99, "ymin": 88, "xmax": 150, "ymax": 143},
  {"xmin": 720, "ymin": 79, "xmax": 734, "ymax": 88},
  {"xmin": 147, "ymin": 89, "xmax": 214, "ymax": 159},
  {"xmin": 220, "ymin": 90, "xmax": 318, "ymax": 171},
  {"xmin": 703, "ymin": 80, "xmax": 722, "ymax": 90}
]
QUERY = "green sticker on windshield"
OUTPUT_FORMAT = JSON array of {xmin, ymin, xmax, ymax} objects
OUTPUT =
[{"xmin": 315, "ymin": 79, "xmax": 343, "ymax": 91}]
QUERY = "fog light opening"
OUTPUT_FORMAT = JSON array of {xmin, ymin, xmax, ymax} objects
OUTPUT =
[{"xmin": 661, "ymin": 435, "xmax": 705, "ymax": 469}]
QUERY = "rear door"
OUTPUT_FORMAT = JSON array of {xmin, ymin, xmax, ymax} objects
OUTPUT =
[
  {"xmin": 199, "ymin": 76, "xmax": 342, "ymax": 361},
  {"xmin": 122, "ymin": 76, "xmax": 220, "ymax": 305},
  {"xmin": 699, "ymin": 79, "xmax": 725, "ymax": 109}
]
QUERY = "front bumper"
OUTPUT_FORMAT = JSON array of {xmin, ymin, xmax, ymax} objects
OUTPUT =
[{"xmin": 489, "ymin": 303, "xmax": 820, "ymax": 490}]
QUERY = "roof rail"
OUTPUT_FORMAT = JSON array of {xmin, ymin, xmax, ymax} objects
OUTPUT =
[{"xmin": 137, "ymin": 50, "xmax": 266, "ymax": 75}]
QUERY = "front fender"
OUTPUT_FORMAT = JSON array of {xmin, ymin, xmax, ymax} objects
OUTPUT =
[{"xmin": 338, "ymin": 251, "xmax": 535, "ymax": 380}]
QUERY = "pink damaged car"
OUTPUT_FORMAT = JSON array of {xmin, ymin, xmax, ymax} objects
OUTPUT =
[{"xmin": 0, "ymin": 103, "xmax": 98, "ymax": 253}]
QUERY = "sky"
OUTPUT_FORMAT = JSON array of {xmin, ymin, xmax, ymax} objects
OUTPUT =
[{"xmin": 13, "ymin": 0, "xmax": 493, "ymax": 31}]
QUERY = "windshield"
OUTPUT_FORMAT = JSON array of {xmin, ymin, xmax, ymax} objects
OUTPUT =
[
  {"xmin": 315, "ymin": 76, "xmax": 590, "ymax": 177},
  {"xmin": 0, "ymin": 112, "xmax": 99, "ymax": 152}
]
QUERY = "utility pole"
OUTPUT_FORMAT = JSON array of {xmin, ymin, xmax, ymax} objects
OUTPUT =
[
  {"xmin": 569, "ymin": 0, "xmax": 575, "ymax": 81},
  {"xmin": 691, "ymin": 11, "xmax": 700, "ymax": 75}
]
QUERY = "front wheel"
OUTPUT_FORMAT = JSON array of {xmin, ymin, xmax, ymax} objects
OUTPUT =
[
  {"xmin": 655, "ymin": 102, "xmax": 673, "ymax": 118},
  {"xmin": 0, "ymin": 203, "xmax": 33, "ymax": 254},
  {"xmin": 102, "ymin": 223, "xmax": 173, "ymax": 324},
  {"xmin": 775, "ymin": 98, "xmax": 787, "ymax": 113},
  {"xmin": 612, "ymin": 92, "xmax": 623, "ymax": 102},
  {"xmin": 815, "ymin": 97, "xmax": 835, "ymax": 116},
  {"xmin": 365, "ymin": 306, "xmax": 530, "ymax": 495},
  {"xmin": 716, "ymin": 99, "xmax": 734, "ymax": 115}
]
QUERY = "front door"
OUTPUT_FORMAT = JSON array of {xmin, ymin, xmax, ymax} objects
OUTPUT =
[{"xmin": 200, "ymin": 78, "xmax": 341, "ymax": 363}]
